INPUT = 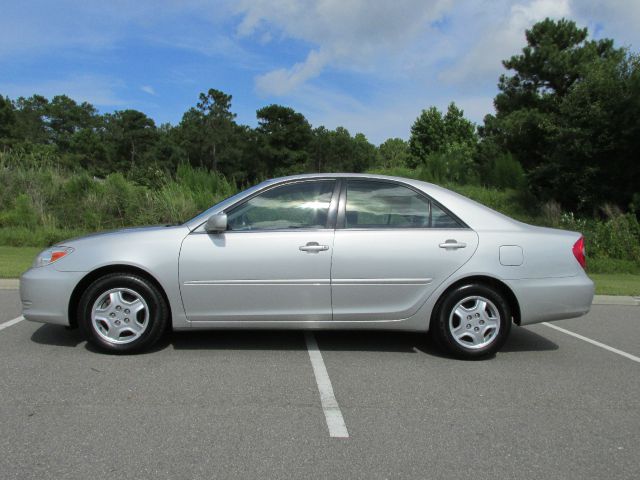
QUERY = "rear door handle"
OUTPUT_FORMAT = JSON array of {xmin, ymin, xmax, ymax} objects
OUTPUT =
[
  {"xmin": 439, "ymin": 239, "xmax": 467, "ymax": 249},
  {"xmin": 299, "ymin": 242, "xmax": 329, "ymax": 253}
]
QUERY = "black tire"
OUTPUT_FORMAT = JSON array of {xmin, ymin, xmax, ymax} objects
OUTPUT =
[
  {"xmin": 432, "ymin": 283, "xmax": 511, "ymax": 359},
  {"xmin": 77, "ymin": 272, "xmax": 169, "ymax": 354}
]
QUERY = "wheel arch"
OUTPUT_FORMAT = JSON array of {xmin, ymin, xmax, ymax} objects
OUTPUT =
[
  {"xmin": 67, "ymin": 264, "xmax": 172, "ymax": 329},
  {"xmin": 429, "ymin": 275, "xmax": 521, "ymax": 329}
]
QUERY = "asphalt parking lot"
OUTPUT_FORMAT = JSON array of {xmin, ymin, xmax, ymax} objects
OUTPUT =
[{"xmin": 1, "ymin": 288, "xmax": 638, "ymax": 480}]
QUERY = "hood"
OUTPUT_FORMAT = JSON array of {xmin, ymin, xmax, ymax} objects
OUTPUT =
[{"xmin": 57, "ymin": 224, "xmax": 189, "ymax": 246}]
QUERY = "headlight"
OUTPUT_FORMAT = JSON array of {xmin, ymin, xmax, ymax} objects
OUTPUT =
[{"xmin": 32, "ymin": 246, "xmax": 74, "ymax": 268}]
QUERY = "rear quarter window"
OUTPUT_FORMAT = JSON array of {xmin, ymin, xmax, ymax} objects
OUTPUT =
[{"xmin": 431, "ymin": 203, "xmax": 463, "ymax": 228}]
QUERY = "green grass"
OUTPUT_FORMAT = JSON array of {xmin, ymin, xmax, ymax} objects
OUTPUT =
[
  {"xmin": 0, "ymin": 246, "xmax": 40, "ymax": 278},
  {"xmin": 589, "ymin": 273, "xmax": 640, "ymax": 296}
]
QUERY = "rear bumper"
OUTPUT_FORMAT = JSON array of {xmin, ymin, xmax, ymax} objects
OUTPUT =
[
  {"xmin": 506, "ymin": 275, "xmax": 594, "ymax": 326},
  {"xmin": 20, "ymin": 267, "xmax": 85, "ymax": 326}
]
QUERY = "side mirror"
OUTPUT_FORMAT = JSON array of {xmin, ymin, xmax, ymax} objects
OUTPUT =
[{"xmin": 205, "ymin": 213, "xmax": 228, "ymax": 233}]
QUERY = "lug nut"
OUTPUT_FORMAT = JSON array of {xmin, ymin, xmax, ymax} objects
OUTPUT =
[
  {"xmin": 467, "ymin": 315, "xmax": 472, "ymax": 320},
  {"xmin": 475, "ymin": 313, "xmax": 480, "ymax": 318},
  {"xmin": 116, "ymin": 306, "xmax": 122, "ymax": 311},
  {"xmin": 110, "ymin": 313, "xmax": 116, "ymax": 317},
  {"xmin": 474, "ymin": 327, "xmax": 479, "ymax": 332},
  {"xmin": 480, "ymin": 320, "xmax": 485, "ymax": 325},
  {"xmin": 124, "ymin": 318, "xmax": 129, "ymax": 323},
  {"xmin": 124, "ymin": 309, "xmax": 130, "ymax": 314},
  {"xmin": 115, "ymin": 320, "xmax": 121, "ymax": 326},
  {"xmin": 466, "ymin": 324, "xmax": 471, "ymax": 329}
]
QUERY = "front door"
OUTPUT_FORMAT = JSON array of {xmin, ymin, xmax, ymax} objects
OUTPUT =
[{"xmin": 179, "ymin": 179, "xmax": 337, "ymax": 322}]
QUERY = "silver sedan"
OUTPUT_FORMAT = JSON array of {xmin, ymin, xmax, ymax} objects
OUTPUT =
[{"xmin": 20, "ymin": 174, "xmax": 594, "ymax": 358}]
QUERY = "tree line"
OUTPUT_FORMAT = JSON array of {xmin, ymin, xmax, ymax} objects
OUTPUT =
[
  {"xmin": 1, "ymin": 18, "xmax": 638, "ymax": 215},
  {"xmin": 0, "ymin": 89, "xmax": 379, "ymax": 186}
]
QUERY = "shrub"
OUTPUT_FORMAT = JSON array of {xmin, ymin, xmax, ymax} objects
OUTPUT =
[
  {"xmin": 586, "ymin": 213, "xmax": 640, "ymax": 262},
  {"xmin": 0, "ymin": 227, "xmax": 87, "ymax": 247},
  {"xmin": 587, "ymin": 257, "xmax": 640, "ymax": 274},
  {"xmin": 0, "ymin": 194, "xmax": 39, "ymax": 227},
  {"xmin": 174, "ymin": 163, "xmax": 237, "ymax": 210},
  {"xmin": 0, "ymin": 152, "xmax": 239, "ymax": 233},
  {"xmin": 447, "ymin": 184, "xmax": 534, "ymax": 221},
  {"xmin": 483, "ymin": 153, "xmax": 526, "ymax": 190},
  {"xmin": 422, "ymin": 142, "xmax": 478, "ymax": 185},
  {"xmin": 149, "ymin": 184, "xmax": 199, "ymax": 224}
]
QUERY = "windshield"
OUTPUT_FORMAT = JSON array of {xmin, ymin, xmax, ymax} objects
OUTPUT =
[{"xmin": 183, "ymin": 182, "xmax": 266, "ymax": 230}]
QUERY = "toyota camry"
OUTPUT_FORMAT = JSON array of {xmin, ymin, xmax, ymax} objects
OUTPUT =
[{"xmin": 20, "ymin": 174, "xmax": 594, "ymax": 358}]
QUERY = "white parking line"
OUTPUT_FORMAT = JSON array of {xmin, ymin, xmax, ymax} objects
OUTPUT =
[
  {"xmin": 304, "ymin": 332, "xmax": 349, "ymax": 438},
  {"xmin": 542, "ymin": 322, "xmax": 640, "ymax": 364},
  {"xmin": 0, "ymin": 316, "xmax": 24, "ymax": 331}
]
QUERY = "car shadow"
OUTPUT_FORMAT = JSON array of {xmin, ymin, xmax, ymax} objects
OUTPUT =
[
  {"xmin": 501, "ymin": 325, "xmax": 559, "ymax": 352},
  {"xmin": 169, "ymin": 330, "xmax": 310, "ymax": 352},
  {"xmin": 30, "ymin": 324, "xmax": 86, "ymax": 348},
  {"xmin": 30, "ymin": 323, "xmax": 557, "ymax": 357}
]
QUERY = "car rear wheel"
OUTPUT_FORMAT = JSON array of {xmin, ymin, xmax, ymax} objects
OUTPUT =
[
  {"xmin": 77, "ymin": 273, "xmax": 168, "ymax": 354},
  {"xmin": 433, "ymin": 284, "xmax": 511, "ymax": 359}
]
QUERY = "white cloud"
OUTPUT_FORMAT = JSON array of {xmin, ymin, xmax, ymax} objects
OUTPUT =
[
  {"xmin": 235, "ymin": 0, "xmax": 453, "ymax": 94},
  {"xmin": 440, "ymin": 0, "xmax": 571, "ymax": 84},
  {"xmin": 141, "ymin": 85, "xmax": 156, "ymax": 95},
  {"xmin": 570, "ymin": 0, "xmax": 640, "ymax": 47},
  {"xmin": 238, "ymin": 0, "xmax": 639, "ymax": 99},
  {"xmin": 234, "ymin": 0, "xmax": 640, "ymax": 142},
  {"xmin": 455, "ymin": 96, "xmax": 496, "ymax": 124},
  {"xmin": 255, "ymin": 49, "xmax": 330, "ymax": 95}
]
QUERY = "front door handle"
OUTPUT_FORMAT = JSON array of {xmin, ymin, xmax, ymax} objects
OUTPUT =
[
  {"xmin": 299, "ymin": 242, "xmax": 329, "ymax": 253},
  {"xmin": 439, "ymin": 239, "xmax": 467, "ymax": 249}
]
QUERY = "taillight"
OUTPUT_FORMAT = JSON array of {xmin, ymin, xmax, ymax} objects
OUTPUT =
[{"xmin": 572, "ymin": 236, "xmax": 586, "ymax": 269}]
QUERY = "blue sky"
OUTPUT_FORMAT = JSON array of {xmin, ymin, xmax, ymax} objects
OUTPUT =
[{"xmin": 1, "ymin": 0, "xmax": 638, "ymax": 144}]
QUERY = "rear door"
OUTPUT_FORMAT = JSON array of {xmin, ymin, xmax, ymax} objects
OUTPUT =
[{"xmin": 331, "ymin": 179, "xmax": 478, "ymax": 321}]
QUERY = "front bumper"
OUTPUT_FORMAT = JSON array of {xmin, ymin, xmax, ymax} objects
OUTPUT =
[
  {"xmin": 506, "ymin": 274, "xmax": 595, "ymax": 326},
  {"xmin": 20, "ymin": 267, "xmax": 86, "ymax": 326}
]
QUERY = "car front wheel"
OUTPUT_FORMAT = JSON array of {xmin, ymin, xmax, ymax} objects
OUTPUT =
[
  {"xmin": 433, "ymin": 284, "xmax": 511, "ymax": 359},
  {"xmin": 77, "ymin": 273, "xmax": 169, "ymax": 353}
]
